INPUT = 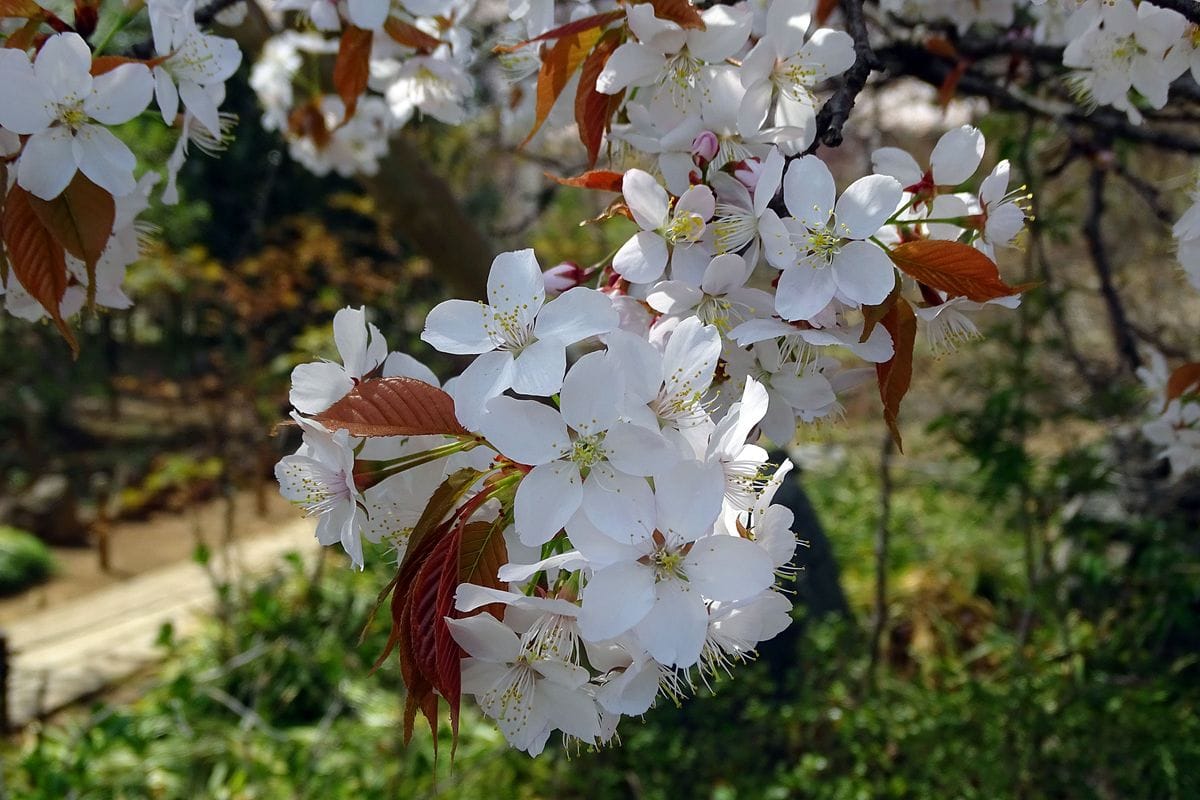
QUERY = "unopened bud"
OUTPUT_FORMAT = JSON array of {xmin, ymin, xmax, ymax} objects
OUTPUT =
[
  {"xmin": 543, "ymin": 261, "xmax": 587, "ymax": 293},
  {"xmin": 733, "ymin": 157, "xmax": 763, "ymax": 191},
  {"xmin": 691, "ymin": 130, "xmax": 719, "ymax": 165}
]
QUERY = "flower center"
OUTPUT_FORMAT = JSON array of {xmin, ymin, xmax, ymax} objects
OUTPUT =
[
  {"xmin": 664, "ymin": 211, "xmax": 706, "ymax": 245},
  {"xmin": 651, "ymin": 547, "xmax": 686, "ymax": 581},
  {"xmin": 57, "ymin": 99, "xmax": 88, "ymax": 132},
  {"xmin": 803, "ymin": 222, "xmax": 845, "ymax": 265},
  {"xmin": 570, "ymin": 433, "xmax": 606, "ymax": 469}
]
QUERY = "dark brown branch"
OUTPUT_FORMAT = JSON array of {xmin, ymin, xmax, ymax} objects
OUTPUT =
[
  {"xmin": 1145, "ymin": 0, "xmax": 1200, "ymax": 24},
  {"xmin": 808, "ymin": 0, "xmax": 878, "ymax": 152},
  {"xmin": 1083, "ymin": 166, "xmax": 1143, "ymax": 375}
]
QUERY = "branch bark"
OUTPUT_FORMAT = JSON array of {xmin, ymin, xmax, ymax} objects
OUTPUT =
[
  {"xmin": 1083, "ymin": 166, "xmax": 1143, "ymax": 375},
  {"xmin": 808, "ymin": 0, "xmax": 878, "ymax": 151}
]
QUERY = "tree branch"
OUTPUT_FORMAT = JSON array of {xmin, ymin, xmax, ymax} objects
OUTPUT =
[
  {"xmin": 1083, "ymin": 166, "xmax": 1144, "ymax": 375},
  {"xmin": 808, "ymin": 0, "xmax": 878, "ymax": 151}
]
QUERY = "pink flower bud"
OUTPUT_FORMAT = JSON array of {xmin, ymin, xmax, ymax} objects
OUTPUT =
[
  {"xmin": 733, "ymin": 157, "xmax": 763, "ymax": 191},
  {"xmin": 691, "ymin": 130, "xmax": 719, "ymax": 164},
  {"xmin": 543, "ymin": 262, "xmax": 587, "ymax": 293}
]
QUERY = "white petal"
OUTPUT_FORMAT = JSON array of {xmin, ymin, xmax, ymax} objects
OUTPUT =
[
  {"xmin": 447, "ymin": 614, "xmax": 522, "ymax": 662},
  {"xmin": 17, "ymin": 128, "xmax": 76, "ymax": 200},
  {"xmin": 511, "ymin": 337, "xmax": 566, "ymax": 396},
  {"xmin": 178, "ymin": 80, "xmax": 221, "ymax": 138},
  {"xmin": 775, "ymin": 264, "xmax": 836, "ymax": 322},
  {"xmin": 332, "ymin": 306, "xmax": 376, "ymax": 378},
  {"xmin": 289, "ymin": 361, "xmax": 353, "ymax": 414},
  {"xmin": 582, "ymin": 468, "xmax": 657, "ymax": 543},
  {"xmin": 685, "ymin": 535, "xmax": 775, "ymax": 601},
  {"xmin": 596, "ymin": 42, "xmax": 664, "ymax": 95},
  {"xmin": 783, "ymin": 155, "xmax": 835, "ymax": 229},
  {"xmin": 421, "ymin": 299, "xmax": 494, "ymax": 354},
  {"xmin": 154, "ymin": 67, "xmax": 179, "ymax": 125},
  {"xmin": 534, "ymin": 286, "xmax": 618, "ymax": 344},
  {"xmin": 689, "ymin": 5, "xmax": 752, "ymax": 62},
  {"xmin": 487, "ymin": 248, "xmax": 545, "ymax": 321},
  {"xmin": 654, "ymin": 460, "xmax": 725, "ymax": 539},
  {"xmin": 603, "ymin": 422, "xmax": 678, "ymax": 476},
  {"xmin": 449, "ymin": 350, "xmax": 514, "ymax": 430},
  {"xmin": 480, "ymin": 396, "xmax": 569, "ymax": 465},
  {"xmin": 347, "ymin": 0, "xmax": 389, "ymax": 28},
  {"xmin": 515, "ymin": 462, "xmax": 583, "ymax": 545},
  {"xmin": 675, "ymin": 184, "xmax": 715, "ymax": 221},
  {"xmin": 381, "ymin": 352, "xmax": 439, "ymax": 386},
  {"xmin": 35, "ymin": 33, "xmax": 92, "ymax": 103},
  {"xmin": 0, "ymin": 65, "xmax": 54, "ymax": 134},
  {"xmin": 86, "ymin": 64, "xmax": 154, "ymax": 125},
  {"xmin": 832, "ymin": 240, "xmax": 896, "ymax": 307},
  {"xmin": 613, "ymin": 231, "xmax": 669, "ymax": 284},
  {"xmin": 647, "ymin": 280, "xmax": 703, "ymax": 314},
  {"xmin": 560, "ymin": 351, "xmax": 622, "ymax": 435},
  {"xmin": 73, "ymin": 124, "xmax": 138, "ymax": 197},
  {"xmin": 622, "ymin": 169, "xmax": 670, "ymax": 230},
  {"xmin": 871, "ymin": 146, "xmax": 923, "ymax": 187},
  {"xmin": 579, "ymin": 561, "xmax": 657, "ymax": 641},
  {"xmin": 930, "ymin": 125, "xmax": 984, "ymax": 187},
  {"xmin": 834, "ymin": 174, "xmax": 902, "ymax": 239},
  {"xmin": 633, "ymin": 579, "xmax": 707, "ymax": 667}
]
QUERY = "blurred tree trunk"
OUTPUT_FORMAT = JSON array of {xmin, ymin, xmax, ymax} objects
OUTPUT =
[{"xmin": 362, "ymin": 138, "xmax": 493, "ymax": 300}]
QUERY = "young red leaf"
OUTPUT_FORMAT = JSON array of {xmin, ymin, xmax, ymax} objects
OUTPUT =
[
  {"xmin": 383, "ymin": 17, "xmax": 441, "ymax": 52},
  {"xmin": 0, "ymin": 0, "xmax": 46, "ymax": 19},
  {"xmin": 2, "ymin": 184, "xmax": 77, "ymax": 355},
  {"xmin": 27, "ymin": 173, "xmax": 115, "ymax": 309},
  {"xmin": 494, "ymin": 9, "xmax": 624, "ymax": 52},
  {"xmin": 575, "ymin": 30, "xmax": 622, "ymax": 167},
  {"xmin": 522, "ymin": 26, "xmax": 604, "ymax": 147},
  {"xmin": 1165, "ymin": 362, "xmax": 1200, "ymax": 407},
  {"xmin": 333, "ymin": 26, "xmax": 373, "ymax": 122},
  {"xmin": 814, "ymin": 0, "xmax": 838, "ymax": 25},
  {"xmin": 311, "ymin": 376, "xmax": 469, "ymax": 437},
  {"xmin": 887, "ymin": 240, "xmax": 1024, "ymax": 303},
  {"xmin": 458, "ymin": 517, "xmax": 508, "ymax": 609},
  {"xmin": 859, "ymin": 279, "xmax": 901, "ymax": 343},
  {"xmin": 875, "ymin": 296, "xmax": 917, "ymax": 451},
  {"xmin": 645, "ymin": 0, "xmax": 705, "ymax": 30},
  {"xmin": 547, "ymin": 169, "xmax": 625, "ymax": 193}
]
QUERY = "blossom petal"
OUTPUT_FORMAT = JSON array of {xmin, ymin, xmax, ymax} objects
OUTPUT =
[
  {"xmin": 480, "ymin": 396, "xmax": 569, "ymax": 465},
  {"xmin": 613, "ymin": 231, "xmax": 669, "ymax": 284},
  {"xmin": 604, "ymin": 422, "xmax": 678, "ymax": 476},
  {"xmin": 633, "ymin": 579, "xmax": 707, "ymax": 667},
  {"xmin": 448, "ymin": 350, "xmax": 515, "ymax": 430},
  {"xmin": 18, "ymin": 128, "xmax": 76, "ymax": 200},
  {"xmin": 560, "ymin": 351, "xmax": 623, "ymax": 435},
  {"xmin": 289, "ymin": 361, "xmax": 353, "ymax": 414},
  {"xmin": 511, "ymin": 337, "xmax": 566, "ymax": 396},
  {"xmin": 515, "ymin": 461, "xmax": 583, "ymax": 545},
  {"xmin": 86, "ymin": 63, "xmax": 154, "ymax": 125},
  {"xmin": 73, "ymin": 124, "xmax": 138, "ymax": 197},
  {"xmin": 655, "ymin": 460, "xmax": 725, "ymax": 540},
  {"xmin": 487, "ymin": 248, "xmax": 545, "ymax": 323},
  {"xmin": 930, "ymin": 125, "xmax": 984, "ymax": 186},
  {"xmin": 34, "ymin": 33, "xmax": 92, "ymax": 104},
  {"xmin": 447, "ymin": 614, "xmax": 522, "ymax": 662},
  {"xmin": 685, "ymin": 534, "xmax": 775, "ymax": 601},
  {"xmin": 775, "ymin": 264, "xmax": 836, "ymax": 322},
  {"xmin": 421, "ymin": 299, "xmax": 493, "ymax": 354},
  {"xmin": 579, "ymin": 561, "xmax": 657, "ymax": 641},
  {"xmin": 832, "ymin": 240, "xmax": 896, "ymax": 306},
  {"xmin": 835, "ymin": 174, "xmax": 902, "ymax": 239},
  {"xmin": 622, "ymin": 169, "xmax": 669, "ymax": 230},
  {"xmin": 783, "ymin": 155, "xmax": 835, "ymax": 228},
  {"xmin": 534, "ymin": 286, "xmax": 618, "ymax": 344},
  {"xmin": 582, "ymin": 468, "xmax": 656, "ymax": 543}
]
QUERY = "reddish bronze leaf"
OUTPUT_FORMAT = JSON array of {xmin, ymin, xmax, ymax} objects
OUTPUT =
[
  {"xmin": 383, "ymin": 17, "xmax": 441, "ymax": 52},
  {"xmin": 312, "ymin": 376, "xmax": 469, "ymax": 437},
  {"xmin": 89, "ymin": 54, "xmax": 167, "ymax": 76},
  {"xmin": 575, "ymin": 30, "xmax": 622, "ymax": 167},
  {"xmin": 458, "ymin": 517, "xmax": 508, "ymax": 609},
  {"xmin": 859, "ymin": 279, "xmax": 901, "ymax": 344},
  {"xmin": 333, "ymin": 26, "xmax": 373, "ymax": 122},
  {"xmin": 814, "ymin": 0, "xmax": 838, "ymax": 25},
  {"xmin": 28, "ymin": 172, "xmax": 115, "ymax": 308},
  {"xmin": 494, "ymin": 9, "xmax": 624, "ymax": 52},
  {"xmin": 1166, "ymin": 362, "xmax": 1200, "ymax": 407},
  {"xmin": 288, "ymin": 100, "xmax": 332, "ymax": 149},
  {"xmin": 2, "ymin": 184, "xmax": 77, "ymax": 355},
  {"xmin": 522, "ymin": 26, "xmax": 604, "ymax": 147},
  {"xmin": 646, "ymin": 0, "xmax": 705, "ymax": 30},
  {"xmin": 887, "ymin": 240, "xmax": 1024, "ymax": 303},
  {"xmin": 0, "ymin": 0, "xmax": 45, "ymax": 18},
  {"xmin": 875, "ymin": 296, "xmax": 916, "ymax": 451},
  {"xmin": 547, "ymin": 169, "xmax": 625, "ymax": 193}
]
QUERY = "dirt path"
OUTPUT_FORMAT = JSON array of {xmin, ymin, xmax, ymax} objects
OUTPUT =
[
  {"xmin": 1, "ymin": 509, "xmax": 317, "ymax": 728},
  {"xmin": 0, "ymin": 488, "xmax": 298, "ymax": 626}
]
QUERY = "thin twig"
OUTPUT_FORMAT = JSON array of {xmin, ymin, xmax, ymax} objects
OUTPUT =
[
  {"xmin": 1083, "ymin": 165, "xmax": 1143, "ymax": 375},
  {"xmin": 808, "ymin": 0, "xmax": 878, "ymax": 151}
]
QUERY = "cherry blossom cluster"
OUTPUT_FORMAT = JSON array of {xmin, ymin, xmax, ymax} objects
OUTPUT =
[
  {"xmin": 1138, "ymin": 349, "xmax": 1200, "ymax": 476},
  {"xmin": 275, "ymin": 118, "xmax": 1035, "ymax": 747},
  {"xmin": 248, "ymin": 0, "xmax": 477, "ymax": 177},
  {"xmin": 0, "ymin": 3, "xmax": 241, "ymax": 321}
]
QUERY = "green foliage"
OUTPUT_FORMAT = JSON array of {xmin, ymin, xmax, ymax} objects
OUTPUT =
[{"xmin": 0, "ymin": 525, "xmax": 55, "ymax": 595}]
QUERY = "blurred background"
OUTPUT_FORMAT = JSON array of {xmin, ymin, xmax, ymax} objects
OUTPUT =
[{"xmin": 2, "ymin": 9, "xmax": 1200, "ymax": 798}]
